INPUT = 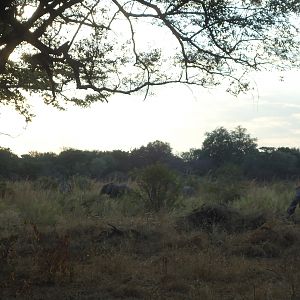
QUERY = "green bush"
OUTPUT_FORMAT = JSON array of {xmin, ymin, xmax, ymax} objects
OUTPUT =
[{"xmin": 135, "ymin": 163, "xmax": 180, "ymax": 212}]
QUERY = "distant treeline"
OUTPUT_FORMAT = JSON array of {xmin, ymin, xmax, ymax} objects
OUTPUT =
[{"xmin": 1, "ymin": 126, "xmax": 300, "ymax": 181}]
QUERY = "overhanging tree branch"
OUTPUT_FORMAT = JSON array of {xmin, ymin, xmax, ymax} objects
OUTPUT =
[{"xmin": 0, "ymin": 0, "xmax": 299, "ymax": 121}]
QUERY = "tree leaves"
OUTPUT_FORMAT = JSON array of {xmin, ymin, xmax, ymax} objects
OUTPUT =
[{"xmin": 0, "ymin": 0, "xmax": 299, "ymax": 120}]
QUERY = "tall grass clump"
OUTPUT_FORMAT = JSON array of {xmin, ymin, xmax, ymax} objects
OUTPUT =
[
  {"xmin": 3, "ymin": 181, "xmax": 64, "ymax": 225},
  {"xmin": 199, "ymin": 163, "xmax": 246, "ymax": 205},
  {"xmin": 0, "ymin": 177, "xmax": 298, "ymax": 229},
  {"xmin": 87, "ymin": 192, "xmax": 144, "ymax": 218},
  {"xmin": 232, "ymin": 180, "xmax": 295, "ymax": 216}
]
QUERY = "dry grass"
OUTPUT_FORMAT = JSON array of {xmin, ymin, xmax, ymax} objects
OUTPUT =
[{"xmin": 0, "ymin": 180, "xmax": 300, "ymax": 299}]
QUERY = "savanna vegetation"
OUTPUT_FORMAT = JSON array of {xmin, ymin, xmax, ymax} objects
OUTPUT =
[
  {"xmin": 1, "ymin": 126, "xmax": 300, "ymax": 299},
  {"xmin": 1, "ymin": 0, "xmax": 300, "ymax": 299}
]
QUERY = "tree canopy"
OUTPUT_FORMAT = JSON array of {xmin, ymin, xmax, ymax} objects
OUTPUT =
[
  {"xmin": 0, "ymin": 127, "xmax": 300, "ymax": 180},
  {"xmin": 1, "ymin": 0, "xmax": 300, "ymax": 120},
  {"xmin": 202, "ymin": 126, "xmax": 257, "ymax": 164}
]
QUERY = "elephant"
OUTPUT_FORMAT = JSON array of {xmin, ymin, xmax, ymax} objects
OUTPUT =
[{"xmin": 100, "ymin": 182, "xmax": 132, "ymax": 198}]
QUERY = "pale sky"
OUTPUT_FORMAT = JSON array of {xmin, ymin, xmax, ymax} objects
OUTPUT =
[
  {"xmin": 1, "ymin": 3, "xmax": 299, "ymax": 156},
  {"xmin": 0, "ymin": 70, "xmax": 299, "ymax": 156}
]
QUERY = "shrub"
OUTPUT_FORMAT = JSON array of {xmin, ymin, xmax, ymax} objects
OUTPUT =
[{"xmin": 135, "ymin": 163, "xmax": 180, "ymax": 212}]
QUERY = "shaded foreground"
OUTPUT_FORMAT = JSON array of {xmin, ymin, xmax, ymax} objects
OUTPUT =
[
  {"xmin": 1, "ymin": 180, "xmax": 300, "ymax": 299},
  {"xmin": 1, "ymin": 213, "xmax": 300, "ymax": 300}
]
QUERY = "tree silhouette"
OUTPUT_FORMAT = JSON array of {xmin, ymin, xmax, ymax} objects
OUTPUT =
[
  {"xmin": 1, "ymin": 0, "xmax": 300, "ymax": 120},
  {"xmin": 202, "ymin": 126, "xmax": 257, "ymax": 165}
]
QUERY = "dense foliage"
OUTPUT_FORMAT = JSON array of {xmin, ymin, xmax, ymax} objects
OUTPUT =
[
  {"xmin": 1, "ymin": 0, "xmax": 300, "ymax": 121},
  {"xmin": 0, "ymin": 126, "xmax": 300, "ymax": 181}
]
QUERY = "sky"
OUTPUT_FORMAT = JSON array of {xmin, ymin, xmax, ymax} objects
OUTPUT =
[
  {"xmin": 0, "ymin": 69, "xmax": 299, "ymax": 156},
  {"xmin": 1, "ymin": 3, "xmax": 299, "ymax": 156}
]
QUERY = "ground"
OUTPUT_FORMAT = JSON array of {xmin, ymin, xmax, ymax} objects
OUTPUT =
[
  {"xmin": 1, "ymin": 179, "xmax": 300, "ymax": 299},
  {"xmin": 1, "ymin": 213, "xmax": 300, "ymax": 300}
]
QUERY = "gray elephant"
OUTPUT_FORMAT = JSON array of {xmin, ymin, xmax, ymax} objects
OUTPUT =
[{"xmin": 100, "ymin": 182, "xmax": 132, "ymax": 198}]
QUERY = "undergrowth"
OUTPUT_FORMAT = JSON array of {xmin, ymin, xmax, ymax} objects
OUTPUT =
[{"xmin": 0, "ymin": 179, "xmax": 299, "ymax": 299}]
